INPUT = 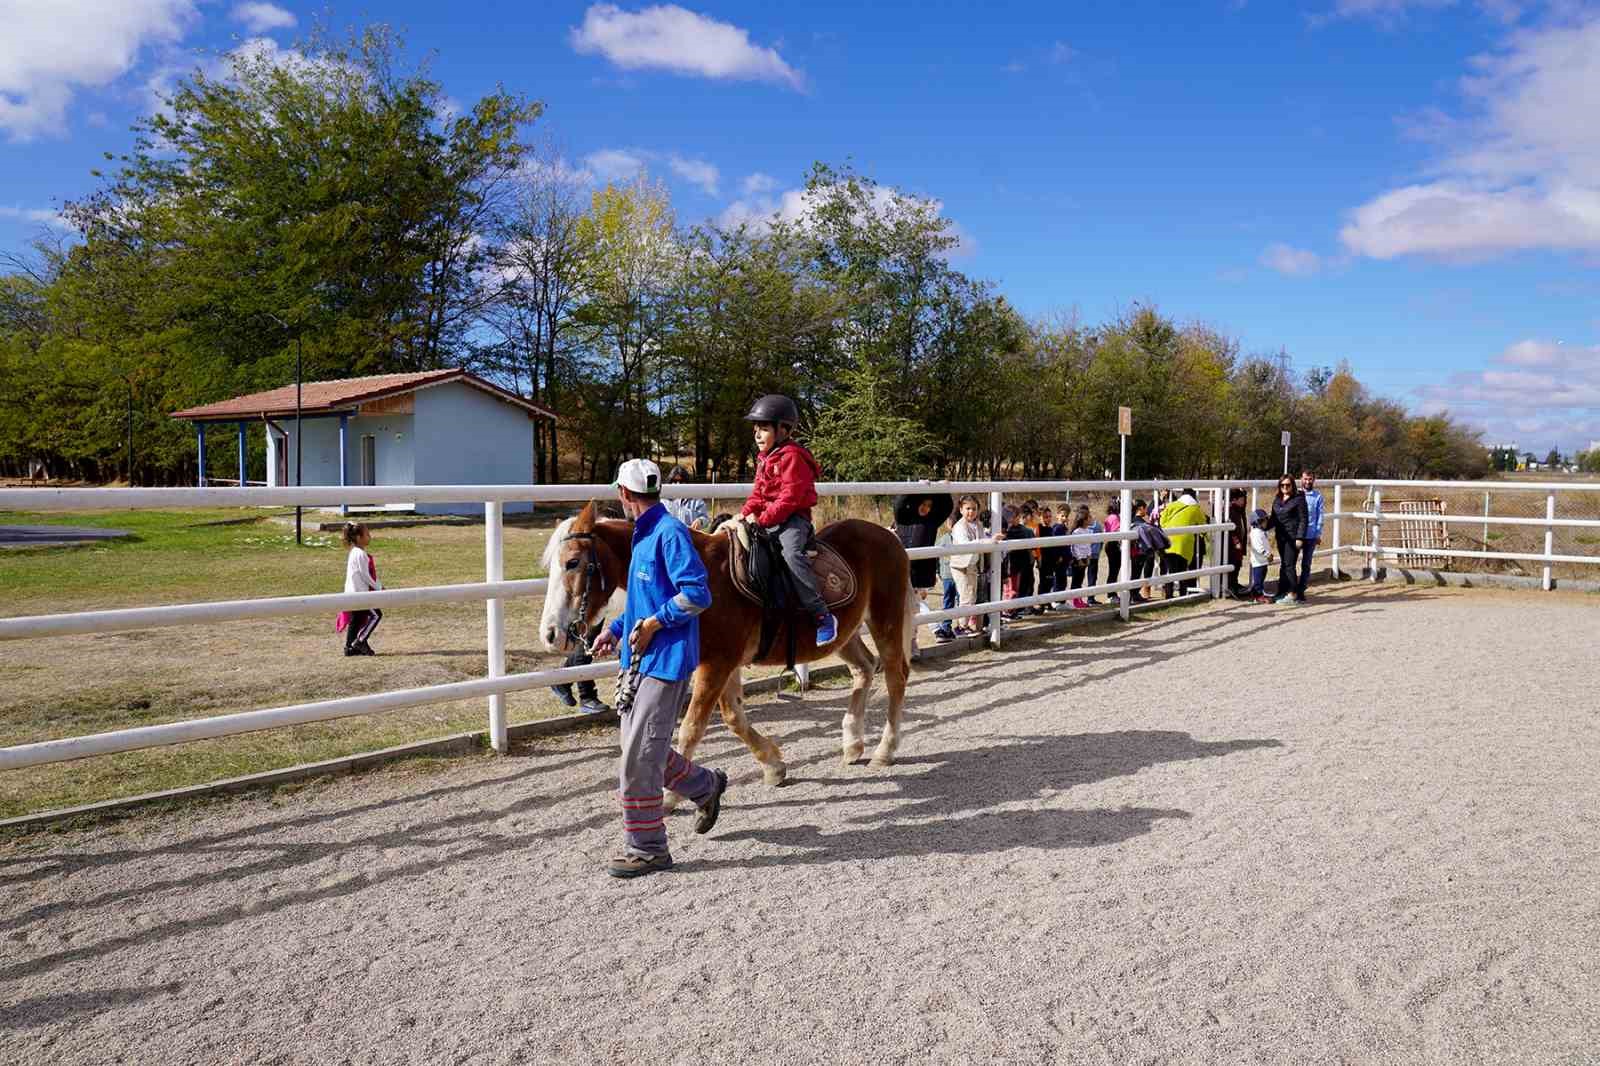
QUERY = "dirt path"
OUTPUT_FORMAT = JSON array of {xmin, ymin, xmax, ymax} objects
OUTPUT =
[{"xmin": 3, "ymin": 582, "xmax": 1598, "ymax": 1065}]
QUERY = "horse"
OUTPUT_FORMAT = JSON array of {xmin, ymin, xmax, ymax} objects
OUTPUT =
[{"xmin": 538, "ymin": 501, "xmax": 916, "ymax": 787}]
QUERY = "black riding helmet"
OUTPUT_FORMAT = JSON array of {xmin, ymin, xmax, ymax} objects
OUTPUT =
[{"xmin": 744, "ymin": 394, "xmax": 799, "ymax": 427}]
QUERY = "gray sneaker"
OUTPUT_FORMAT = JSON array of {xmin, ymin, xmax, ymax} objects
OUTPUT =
[{"xmin": 608, "ymin": 853, "xmax": 673, "ymax": 878}]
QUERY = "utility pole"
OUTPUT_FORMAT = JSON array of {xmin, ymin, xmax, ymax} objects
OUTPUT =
[
  {"xmin": 295, "ymin": 331, "xmax": 303, "ymax": 545},
  {"xmin": 263, "ymin": 311, "xmax": 304, "ymax": 544},
  {"xmin": 126, "ymin": 381, "xmax": 134, "ymax": 487}
]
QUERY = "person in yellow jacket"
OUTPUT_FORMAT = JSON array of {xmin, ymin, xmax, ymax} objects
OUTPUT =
[{"xmin": 1158, "ymin": 489, "xmax": 1208, "ymax": 598}]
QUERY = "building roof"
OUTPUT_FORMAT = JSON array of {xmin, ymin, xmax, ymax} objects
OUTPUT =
[{"xmin": 171, "ymin": 370, "xmax": 559, "ymax": 422}]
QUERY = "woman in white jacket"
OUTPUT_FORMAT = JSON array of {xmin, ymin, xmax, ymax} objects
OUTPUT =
[{"xmin": 336, "ymin": 522, "xmax": 383, "ymax": 655}]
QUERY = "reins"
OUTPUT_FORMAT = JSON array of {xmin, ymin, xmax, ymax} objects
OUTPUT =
[{"xmin": 560, "ymin": 525, "xmax": 643, "ymax": 716}]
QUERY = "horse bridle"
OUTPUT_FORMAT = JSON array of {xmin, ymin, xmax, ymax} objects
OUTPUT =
[{"xmin": 560, "ymin": 529, "xmax": 608, "ymax": 645}]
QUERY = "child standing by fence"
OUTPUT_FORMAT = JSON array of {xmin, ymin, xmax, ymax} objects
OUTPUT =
[
  {"xmin": 336, "ymin": 522, "xmax": 382, "ymax": 656},
  {"xmin": 949, "ymin": 496, "xmax": 986, "ymax": 636},
  {"xmin": 1247, "ymin": 508, "xmax": 1272, "ymax": 602}
]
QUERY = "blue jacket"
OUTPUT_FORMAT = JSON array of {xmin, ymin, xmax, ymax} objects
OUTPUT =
[
  {"xmin": 607, "ymin": 504, "xmax": 710, "ymax": 682},
  {"xmin": 1304, "ymin": 490, "xmax": 1325, "ymax": 540}
]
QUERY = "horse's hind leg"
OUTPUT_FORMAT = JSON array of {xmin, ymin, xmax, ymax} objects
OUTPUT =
[
  {"xmin": 665, "ymin": 664, "xmax": 725, "ymax": 812},
  {"xmin": 717, "ymin": 671, "xmax": 788, "ymax": 787},
  {"xmin": 865, "ymin": 587, "xmax": 914, "ymax": 767},
  {"xmin": 836, "ymin": 634, "xmax": 877, "ymax": 766}
]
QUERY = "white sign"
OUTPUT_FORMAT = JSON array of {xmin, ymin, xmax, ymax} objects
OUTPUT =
[
  {"xmin": 1281, "ymin": 430, "xmax": 1292, "ymax": 447},
  {"xmin": 1118, "ymin": 406, "xmax": 1132, "ymax": 436}
]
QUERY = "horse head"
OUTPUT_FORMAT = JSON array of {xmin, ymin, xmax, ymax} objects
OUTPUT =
[{"xmin": 538, "ymin": 501, "xmax": 617, "ymax": 653}]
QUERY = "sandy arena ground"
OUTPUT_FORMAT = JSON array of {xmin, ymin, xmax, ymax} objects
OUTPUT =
[{"xmin": 2, "ymin": 581, "xmax": 1598, "ymax": 1065}]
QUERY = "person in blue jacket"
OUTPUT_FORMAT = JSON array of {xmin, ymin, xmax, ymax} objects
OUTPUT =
[
  {"xmin": 1297, "ymin": 469, "xmax": 1325, "ymax": 601},
  {"xmin": 589, "ymin": 458, "xmax": 730, "ymax": 878}
]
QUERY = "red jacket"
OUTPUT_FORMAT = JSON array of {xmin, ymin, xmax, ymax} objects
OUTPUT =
[{"xmin": 741, "ymin": 439, "xmax": 820, "ymax": 527}]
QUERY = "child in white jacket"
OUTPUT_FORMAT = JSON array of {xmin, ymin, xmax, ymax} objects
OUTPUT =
[
  {"xmin": 948, "ymin": 496, "xmax": 988, "ymax": 635},
  {"xmin": 1246, "ymin": 509, "xmax": 1272, "ymax": 602},
  {"xmin": 336, "ymin": 522, "xmax": 383, "ymax": 655}
]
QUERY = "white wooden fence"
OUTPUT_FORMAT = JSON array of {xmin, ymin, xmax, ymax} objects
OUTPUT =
[{"xmin": 3, "ymin": 477, "xmax": 1597, "ymax": 778}]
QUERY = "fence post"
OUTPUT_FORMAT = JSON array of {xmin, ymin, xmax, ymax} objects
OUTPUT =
[
  {"xmin": 988, "ymin": 489, "xmax": 1004, "ymax": 649},
  {"xmin": 1482, "ymin": 490, "xmax": 1490, "ymax": 550},
  {"xmin": 1211, "ymin": 487, "xmax": 1226, "ymax": 598},
  {"xmin": 1543, "ymin": 493, "xmax": 1556, "ymax": 591},
  {"xmin": 1370, "ymin": 486, "xmax": 1383, "ymax": 584},
  {"xmin": 485, "ymin": 501, "xmax": 507, "ymax": 752},
  {"xmin": 1119, "ymin": 486, "xmax": 1132, "ymax": 621},
  {"xmin": 1331, "ymin": 483, "xmax": 1343, "ymax": 579}
]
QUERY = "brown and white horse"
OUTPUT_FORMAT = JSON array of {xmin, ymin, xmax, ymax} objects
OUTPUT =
[{"xmin": 539, "ymin": 502, "xmax": 916, "ymax": 786}]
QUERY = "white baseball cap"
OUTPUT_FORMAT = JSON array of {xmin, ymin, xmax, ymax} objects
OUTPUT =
[{"xmin": 612, "ymin": 458, "xmax": 662, "ymax": 494}]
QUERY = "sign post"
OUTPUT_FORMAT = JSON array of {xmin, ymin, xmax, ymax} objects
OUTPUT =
[
  {"xmin": 1281, "ymin": 430, "xmax": 1291, "ymax": 476},
  {"xmin": 1118, "ymin": 406, "xmax": 1132, "ymax": 482}
]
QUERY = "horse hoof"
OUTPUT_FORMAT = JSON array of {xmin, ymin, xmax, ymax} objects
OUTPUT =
[
  {"xmin": 763, "ymin": 762, "xmax": 788, "ymax": 787},
  {"xmin": 841, "ymin": 742, "xmax": 865, "ymax": 765},
  {"xmin": 869, "ymin": 753, "xmax": 895, "ymax": 768}
]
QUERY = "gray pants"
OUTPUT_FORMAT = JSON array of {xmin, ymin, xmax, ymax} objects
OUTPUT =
[
  {"xmin": 618, "ymin": 676, "xmax": 717, "ymax": 858},
  {"xmin": 773, "ymin": 514, "xmax": 829, "ymax": 619}
]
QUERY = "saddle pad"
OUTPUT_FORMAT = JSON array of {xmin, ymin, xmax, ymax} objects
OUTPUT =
[{"xmin": 727, "ymin": 528, "xmax": 857, "ymax": 611}]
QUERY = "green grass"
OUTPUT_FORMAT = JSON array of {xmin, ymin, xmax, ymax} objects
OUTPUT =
[
  {"xmin": 0, "ymin": 508, "xmax": 551, "ymax": 612},
  {"xmin": 0, "ymin": 508, "xmax": 577, "ymax": 819}
]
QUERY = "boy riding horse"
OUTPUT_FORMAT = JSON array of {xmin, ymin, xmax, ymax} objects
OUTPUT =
[{"xmin": 730, "ymin": 394, "xmax": 840, "ymax": 646}]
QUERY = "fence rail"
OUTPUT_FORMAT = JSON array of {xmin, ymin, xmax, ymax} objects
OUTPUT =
[{"xmin": 4, "ymin": 476, "xmax": 1599, "ymax": 787}]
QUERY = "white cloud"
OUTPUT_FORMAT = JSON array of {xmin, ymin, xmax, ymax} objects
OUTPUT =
[
  {"xmin": 718, "ymin": 181, "xmax": 978, "ymax": 259},
  {"xmin": 583, "ymin": 148, "xmax": 648, "ymax": 183},
  {"xmin": 1341, "ymin": 12, "xmax": 1600, "ymax": 260},
  {"xmin": 667, "ymin": 154, "xmax": 720, "ymax": 196},
  {"xmin": 739, "ymin": 172, "xmax": 778, "ymax": 197},
  {"xmin": 1417, "ymin": 337, "xmax": 1600, "ymax": 449},
  {"xmin": 570, "ymin": 4, "xmax": 804, "ymax": 90},
  {"xmin": 0, "ymin": 205, "xmax": 71, "ymax": 230},
  {"xmin": 1049, "ymin": 41, "xmax": 1076, "ymax": 63},
  {"xmin": 0, "ymin": 0, "xmax": 198, "ymax": 140},
  {"xmin": 1315, "ymin": 0, "xmax": 1525, "ymax": 25},
  {"xmin": 1260, "ymin": 243, "xmax": 1324, "ymax": 276},
  {"xmin": 523, "ymin": 156, "xmax": 596, "ymax": 188},
  {"xmin": 144, "ymin": 36, "xmax": 309, "ymax": 117},
  {"xmin": 230, "ymin": 2, "xmax": 296, "ymax": 33}
]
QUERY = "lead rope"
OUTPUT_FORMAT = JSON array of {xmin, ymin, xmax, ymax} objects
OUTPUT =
[{"xmin": 613, "ymin": 621, "xmax": 646, "ymax": 716}]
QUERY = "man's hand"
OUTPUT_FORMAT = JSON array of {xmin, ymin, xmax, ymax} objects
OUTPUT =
[
  {"xmin": 589, "ymin": 629, "xmax": 620, "ymax": 659},
  {"xmin": 630, "ymin": 616, "xmax": 663, "ymax": 656}
]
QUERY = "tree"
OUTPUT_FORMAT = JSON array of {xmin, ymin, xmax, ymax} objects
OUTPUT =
[
  {"xmin": 571, "ymin": 174, "xmax": 680, "ymax": 472},
  {"xmin": 484, "ymin": 144, "xmax": 593, "ymax": 481},
  {"xmin": 807, "ymin": 360, "xmax": 936, "ymax": 481}
]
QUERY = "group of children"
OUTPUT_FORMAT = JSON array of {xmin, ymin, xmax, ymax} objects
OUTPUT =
[{"xmin": 910, "ymin": 494, "xmax": 1191, "ymax": 643}]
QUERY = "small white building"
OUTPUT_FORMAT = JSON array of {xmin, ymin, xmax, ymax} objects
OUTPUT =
[{"xmin": 172, "ymin": 370, "xmax": 559, "ymax": 515}]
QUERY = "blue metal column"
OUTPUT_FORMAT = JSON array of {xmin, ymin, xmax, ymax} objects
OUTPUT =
[
  {"xmin": 196, "ymin": 423, "xmax": 207, "ymax": 487},
  {"xmin": 237, "ymin": 421, "xmax": 247, "ymax": 488},
  {"xmin": 338, "ymin": 414, "xmax": 349, "ymax": 517}
]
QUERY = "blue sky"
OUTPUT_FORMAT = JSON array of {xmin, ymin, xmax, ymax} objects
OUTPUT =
[{"xmin": 4, "ymin": 0, "xmax": 1599, "ymax": 453}]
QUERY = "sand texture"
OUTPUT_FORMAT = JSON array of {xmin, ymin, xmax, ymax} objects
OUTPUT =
[{"xmin": 2, "ymin": 581, "xmax": 1598, "ymax": 1065}]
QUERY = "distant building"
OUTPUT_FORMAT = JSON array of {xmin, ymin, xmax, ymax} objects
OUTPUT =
[{"xmin": 172, "ymin": 371, "xmax": 559, "ymax": 515}]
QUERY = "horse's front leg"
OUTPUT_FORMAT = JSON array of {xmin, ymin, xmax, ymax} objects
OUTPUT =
[{"xmin": 715, "ymin": 670, "xmax": 787, "ymax": 787}]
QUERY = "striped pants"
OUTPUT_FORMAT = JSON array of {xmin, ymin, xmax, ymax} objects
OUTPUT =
[{"xmin": 618, "ymin": 676, "xmax": 717, "ymax": 858}]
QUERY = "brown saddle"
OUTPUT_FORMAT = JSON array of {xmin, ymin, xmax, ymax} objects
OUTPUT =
[{"xmin": 726, "ymin": 526, "xmax": 857, "ymax": 611}]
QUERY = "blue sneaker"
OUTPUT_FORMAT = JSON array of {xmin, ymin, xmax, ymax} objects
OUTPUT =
[{"xmin": 815, "ymin": 613, "xmax": 838, "ymax": 645}]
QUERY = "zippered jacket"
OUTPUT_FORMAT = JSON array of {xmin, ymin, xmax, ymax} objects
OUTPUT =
[
  {"xmin": 606, "ymin": 504, "xmax": 710, "ymax": 682},
  {"xmin": 741, "ymin": 439, "xmax": 821, "ymax": 527}
]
